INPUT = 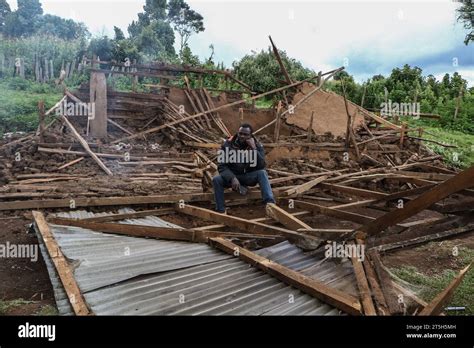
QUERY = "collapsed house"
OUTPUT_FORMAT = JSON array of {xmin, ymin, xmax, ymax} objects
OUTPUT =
[{"xmin": 0, "ymin": 55, "xmax": 473, "ymax": 316}]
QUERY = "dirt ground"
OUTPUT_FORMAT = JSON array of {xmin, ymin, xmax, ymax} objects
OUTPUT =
[{"xmin": 0, "ymin": 213, "xmax": 55, "ymax": 315}]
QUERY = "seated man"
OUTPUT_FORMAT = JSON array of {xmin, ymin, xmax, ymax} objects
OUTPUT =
[{"xmin": 212, "ymin": 123, "xmax": 275, "ymax": 213}]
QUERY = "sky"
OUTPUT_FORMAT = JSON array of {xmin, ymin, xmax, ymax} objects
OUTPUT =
[{"xmin": 6, "ymin": 0, "xmax": 474, "ymax": 86}]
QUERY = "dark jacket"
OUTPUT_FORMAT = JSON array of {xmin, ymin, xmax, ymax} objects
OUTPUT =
[{"xmin": 217, "ymin": 134, "xmax": 266, "ymax": 182}]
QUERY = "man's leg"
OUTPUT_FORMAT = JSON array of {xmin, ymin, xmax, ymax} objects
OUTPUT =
[
  {"xmin": 212, "ymin": 175, "xmax": 227, "ymax": 213},
  {"xmin": 238, "ymin": 170, "xmax": 276, "ymax": 204}
]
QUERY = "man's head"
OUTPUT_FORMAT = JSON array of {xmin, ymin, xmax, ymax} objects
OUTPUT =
[{"xmin": 237, "ymin": 123, "xmax": 253, "ymax": 142}]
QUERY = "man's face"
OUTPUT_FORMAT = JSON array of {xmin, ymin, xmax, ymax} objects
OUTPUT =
[{"xmin": 237, "ymin": 127, "xmax": 252, "ymax": 142}]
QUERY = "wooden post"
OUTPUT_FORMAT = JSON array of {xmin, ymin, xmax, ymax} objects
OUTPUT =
[
  {"xmin": 274, "ymin": 100, "xmax": 282, "ymax": 143},
  {"xmin": 307, "ymin": 111, "xmax": 314, "ymax": 142},
  {"xmin": 239, "ymin": 107, "xmax": 244, "ymax": 122},
  {"xmin": 38, "ymin": 101, "xmax": 45, "ymax": 143},
  {"xmin": 89, "ymin": 71, "xmax": 108, "ymax": 138},
  {"xmin": 269, "ymin": 35, "xmax": 292, "ymax": 85},
  {"xmin": 400, "ymin": 123, "xmax": 407, "ymax": 148},
  {"xmin": 133, "ymin": 59, "xmax": 138, "ymax": 92}
]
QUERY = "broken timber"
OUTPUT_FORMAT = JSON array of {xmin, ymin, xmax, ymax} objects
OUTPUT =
[{"xmin": 32, "ymin": 211, "xmax": 91, "ymax": 315}]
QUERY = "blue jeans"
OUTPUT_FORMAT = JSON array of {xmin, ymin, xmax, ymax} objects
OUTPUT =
[{"xmin": 212, "ymin": 169, "xmax": 276, "ymax": 212}]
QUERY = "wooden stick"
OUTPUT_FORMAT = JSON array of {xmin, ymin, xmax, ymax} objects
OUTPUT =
[
  {"xmin": 419, "ymin": 264, "xmax": 471, "ymax": 316},
  {"xmin": 32, "ymin": 211, "xmax": 91, "ymax": 316},
  {"xmin": 57, "ymin": 157, "xmax": 84, "ymax": 170},
  {"xmin": 60, "ymin": 115, "xmax": 113, "ymax": 175}
]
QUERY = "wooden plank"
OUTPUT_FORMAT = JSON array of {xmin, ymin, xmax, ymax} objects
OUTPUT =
[
  {"xmin": 360, "ymin": 244, "xmax": 389, "ymax": 315},
  {"xmin": 209, "ymin": 237, "xmax": 362, "ymax": 315},
  {"xmin": 265, "ymin": 203, "xmax": 312, "ymax": 230},
  {"xmin": 57, "ymin": 157, "xmax": 84, "ymax": 170},
  {"xmin": 351, "ymin": 255, "xmax": 377, "ymax": 315},
  {"xmin": 358, "ymin": 166, "xmax": 474, "ymax": 236},
  {"xmin": 32, "ymin": 211, "xmax": 91, "ymax": 316},
  {"xmin": 89, "ymin": 71, "xmax": 107, "ymax": 138},
  {"xmin": 175, "ymin": 204, "xmax": 321, "ymax": 246},
  {"xmin": 61, "ymin": 115, "xmax": 113, "ymax": 175},
  {"xmin": 320, "ymin": 183, "xmax": 387, "ymax": 199},
  {"xmin": 419, "ymin": 264, "xmax": 471, "ymax": 316},
  {"xmin": 81, "ymin": 208, "xmax": 175, "ymax": 222},
  {"xmin": 194, "ymin": 211, "xmax": 311, "ymax": 231},
  {"xmin": 49, "ymin": 217, "xmax": 276, "ymax": 243},
  {"xmin": 294, "ymin": 200, "xmax": 375, "ymax": 225},
  {"xmin": 372, "ymin": 224, "xmax": 474, "ymax": 252},
  {"xmin": 368, "ymin": 250, "xmax": 402, "ymax": 314},
  {"xmin": 284, "ymin": 175, "xmax": 328, "ymax": 196},
  {"xmin": 269, "ymin": 35, "xmax": 293, "ymax": 85},
  {"xmin": 0, "ymin": 187, "xmax": 300, "ymax": 211}
]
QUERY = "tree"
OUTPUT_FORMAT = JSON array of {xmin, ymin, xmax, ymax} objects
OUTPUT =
[
  {"xmin": 456, "ymin": 0, "xmax": 473, "ymax": 45},
  {"xmin": 88, "ymin": 36, "xmax": 114, "ymax": 61},
  {"xmin": 167, "ymin": 0, "xmax": 204, "ymax": 56},
  {"xmin": 233, "ymin": 48, "xmax": 313, "ymax": 93},
  {"xmin": 127, "ymin": 1, "xmax": 176, "ymax": 61},
  {"xmin": 113, "ymin": 26, "xmax": 125, "ymax": 41},
  {"xmin": 0, "ymin": 0, "xmax": 11, "ymax": 33},
  {"xmin": 36, "ymin": 14, "xmax": 89, "ymax": 40}
]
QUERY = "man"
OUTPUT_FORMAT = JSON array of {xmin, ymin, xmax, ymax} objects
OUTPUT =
[{"xmin": 212, "ymin": 123, "xmax": 275, "ymax": 213}]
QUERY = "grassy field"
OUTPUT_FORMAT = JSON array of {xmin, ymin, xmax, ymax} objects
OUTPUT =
[
  {"xmin": 0, "ymin": 78, "xmax": 63, "ymax": 136},
  {"xmin": 390, "ymin": 241, "xmax": 474, "ymax": 315}
]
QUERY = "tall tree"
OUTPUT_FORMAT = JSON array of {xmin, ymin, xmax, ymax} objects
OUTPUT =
[
  {"xmin": 0, "ymin": 0, "xmax": 11, "ymax": 33},
  {"xmin": 167, "ymin": 0, "xmax": 204, "ymax": 56},
  {"xmin": 456, "ymin": 0, "xmax": 473, "ymax": 45}
]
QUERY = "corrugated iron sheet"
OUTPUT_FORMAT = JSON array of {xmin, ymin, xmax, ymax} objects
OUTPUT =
[{"xmin": 36, "ymin": 209, "xmax": 350, "ymax": 315}]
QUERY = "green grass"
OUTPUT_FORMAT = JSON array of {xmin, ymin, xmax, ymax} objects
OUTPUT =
[
  {"xmin": 391, "ymin": 244, "xmax": 474, "ymax": 315},
  {"xmin": 0, "ymin": 299, "xmax": 33, "ymax": 315},
  {"xmin": 419, "ymin": 127, "xmax": 474, "ymax": 168},
  {"xmin": 0, "ymin": 299, "xmax": 58, "ymax": 315},
  {"xmin": 35, "ymin": 305, "xmax": 58, "ymax": 316},
  {"xmin": 400, "ymin": 116, "xmax": 474, "ymax": 168},
  {"xmin": 0, "ymin": 78, "xmax": 62, "ymax": 136}
]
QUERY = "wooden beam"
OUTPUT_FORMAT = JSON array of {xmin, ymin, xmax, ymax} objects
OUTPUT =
[
  {"xmin": 175, "ymin": 204, "xmax": 321, "ymax": 246},
  {"xmin": 284, "ymin": 176, "xmax": 328, "ymax": 196},
  {"xmin": 265, "ymin": 203, "xmax": 312, "ymax": 230},
  {"xmin": 321, "ymin": 183, "xmax": 387, "ymax": 199},
  {"xmin": 49, "ymin": 217, "xmax": 277, "ymax": 243},
  {"xmin": 60, "ymin": 115, "xmax": 113, "ymax": 175},
  {"xmin": 358, "ymin": 166, "xmax": 474, "ymax": 236},
  {"xmin": 372, "ymin": 224, "xmax": 474, "ymax": 252},
  {"xmin": 269, "ymin": 35, "xmax": 293, "ymax": 85},
  {"xmin": 368, "ymin": 250, "xmax": 403, "ymax": 314},
  {"xmin": 81, "ymin": 208, "xmax": 175, "ymax": 222},
  {"xmin": 419, "ymin": 264, "xmax": 471, "ymax": 316},
  {"xmin": 89, "ymin": 71, "xmax": 107, "ymax": 138},
  {"xmin": 209, "ymin": 237, "xmax": 362, "ymax": 315},
  {"xmin": 351, "ymin": 255, "xmax": 377, "ymax": 315},
  {"xmin": 294, "ymin": 200, "xmax": 375, "ymax": 225},
  {"xmin": 57, "ymin": 157, "xmax": 84, "ymax": 170},
  {"xmin": 32, "ymin": 211, "xmax": 91, "ymax": 316}
]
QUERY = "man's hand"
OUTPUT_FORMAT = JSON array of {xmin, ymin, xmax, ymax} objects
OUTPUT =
[
  {"xmin": 246, "ymin": 137, "xmax": 256, "ymax": 149},
  {"xmin": 231, "ymin": 177, "xmax": 240, "ymax": 191}
]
